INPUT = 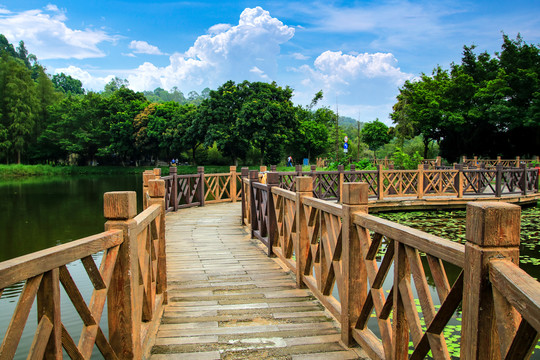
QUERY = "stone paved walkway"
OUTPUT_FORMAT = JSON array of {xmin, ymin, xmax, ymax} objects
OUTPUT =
[{"xmin": 150, "ymin": 202, "xmax": 367, "ymax": 359}]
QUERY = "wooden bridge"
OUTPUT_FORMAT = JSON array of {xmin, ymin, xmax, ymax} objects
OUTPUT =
[{"xmin": 1, "ymin": 163, "xmax": 540, "ymax": 359}]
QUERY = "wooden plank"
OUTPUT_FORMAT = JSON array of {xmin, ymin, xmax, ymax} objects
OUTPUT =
[
  {"xmin": 81, "ymin": 255, "xmax": 106, "ymax": 290},
  {"xmin": 351, "ymin": 328, "xmax": 385, "ymax": 360},
  {"xmin": 27, "ymin": 315, "xmax": 53, "ymax": 360},
  {"xmin": 0, "ymin": 274, "xmax": 43, "ymax": 359},
  {"xmin": 489, "ymin": 259, "xmax": 540, "ymax": 332},
  {"xmin": 302, "ymin": 196, "xmax": 343, "ymax": 217},
  {"xmin": 95, "ymin": 326, "xmax": 119, "ymax": 360},
  {"xmin": 426, "ymin": 255, "xmax": 450, "ymax": 303},
  {"xmin": 59, "ymin": 265, "xmax": 96, "ymax": 326},
  {"xmin": 372, "ymin": 241, "xmax": 394, "ymax": 289},
  {"xmin": 61, "ymin": 324, "xmax": 84, "ymax": 360},
  {"xmin": 0, "ymin": 230, "xmax": 122, "ymax": 289},
  {"xmin": 492, "ymin": 285, "xmax": 520, "ymax": 358},
  {"xmin": 37, "ymin": 269, "xmax": 61, "ymax": 359},
  {"xmin": 366, "ymin": 233, "xmax": 383, "ymax": 260},
  {"xmin": 134, "ymin": 204, "xmax": 161, "ymax": 234},
  {"xmin": 504, "ymin": 318, "xmax": 539, "ymax": 359},
  {"xmin": 354, "ymin": 213, "xmax": 465, "ymax": 267},
  {"xmin": 272, "ymin": 186, "xmax": 297, "ymax": 201}
]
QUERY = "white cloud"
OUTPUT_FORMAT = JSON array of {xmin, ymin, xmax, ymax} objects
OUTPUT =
[
  {"xmin": 208, "ymin": 23, "xmax": 231, "ymax": 34},
  {"xmin": 122, "ymin": 52, "xmax": 136, "ymax": 58},
  {"xmin": 54, "ymin": 65, "xmax": 115, "ymax": 91},
  {"xmin": 0, "ymin": 6, "xmax": 116, "ymax": 59},
  {"xmin": 291, "ymin": 52, "xmax": 309, "ymax": 60},
  {"xmin": 129, "ymin": 40, "xmax": 165, "ymax": 55},
  {"xmin": 292, "ymin": 50, "xmax": 413, "ymax": 122},
  {"xmin": 125, "ymin": 6, "xmax": 295, "ymax": 91}
]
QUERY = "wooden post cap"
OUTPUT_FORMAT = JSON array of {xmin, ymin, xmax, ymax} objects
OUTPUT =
[
  {"xmin": 311, "ymin": 165, "xmax": 317, "ymax": 171},
  {"xmin": 466, "ymin": 202, "xmax": 521, "ymax": 247},
  {"xmin": 270, "ymin": 165, "xmax": 277, "ymax": 171},
  {"xmin": 104, "ymin": 191, "xmax": 137, "ymax": 220},
  {"xmin": 249, "ymin": 170, "xmax": 259, "ymax": 180},
  {"xmin": 296, "ymin": 177, "xmax": 313, "ymax": 192},
  {"xmin": 295, "ymin": 165, "xmax": 302, "ymax": 172},
  {"xmin": 260, "ymin": 165, "xmax": 267, "ymax": 172},
  {"xmin": 197, "ymin": 166, "xmax": 204, "ymax": 173},
  {"xmin": 230, "ymin": 166, "xmax": 236, "ymax": 172},
  {"xmin": 148, "ymin": 179, "xmax": 166, "ymax": 198},
  {"xmin": 241, "ymin": 167, "xmax": 249, "ymax": 177},
  {"xmin": 169, "ymin": 166, "xmax": 177, "ymax": 174},
  {"xmin": 267, "ymin": 172, "xmax": 279, "ymax": 185},
  {"xmin": 153, "ymin": 168, "xmax": 161, "ymax": 176},
  {"xmin": 342, "ymin": 182, "xmax": 369, "ymax": 205},
  {"xmin": 143, "ymin": 172, "xmax": 155, "ymax": 186}
]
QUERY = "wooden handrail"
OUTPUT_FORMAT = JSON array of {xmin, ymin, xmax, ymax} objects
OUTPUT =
[
  {"xmin": 256, "ymin": 177, "xmax": 540, "ymax": 359},
  {"xmin": 0, "ymin": 174, "xmax": 168, "ymax": 359},
  {"xmin": 0, "ymin": 230, "xmax": 122, "ymax": 289}
]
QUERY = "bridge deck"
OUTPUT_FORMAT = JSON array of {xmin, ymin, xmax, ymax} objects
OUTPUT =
[{"xmin": 150, "ymin": 202, "xmax": 367, "ymax": 359}]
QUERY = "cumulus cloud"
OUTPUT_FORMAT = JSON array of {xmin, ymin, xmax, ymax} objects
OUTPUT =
[
  {"xmin": 125, "ymin": 6, "xmax": 294, "ymax": 91},
  {"xmin": 129, "ymin": 40, "xmax": 165, "ymax": 55},
  {"xmin": 292, "ymin": 50, "xmax": 413, "ymax": 122},
  {"xmin": 0, "ymin": 6, "xmax": 116, "ymax": 59},
  {"xmin": 54, "ymin": 65, "xmax": 115, "ymax": 90}
]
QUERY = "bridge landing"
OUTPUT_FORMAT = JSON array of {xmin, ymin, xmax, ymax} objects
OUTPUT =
[{"xmin": 150, "ymin": 203, "xmax": 367, "ymax": 359}]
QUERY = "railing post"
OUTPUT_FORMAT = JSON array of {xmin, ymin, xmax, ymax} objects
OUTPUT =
[
  {"xmin": 295, "ymin": 177, "xmax": 313, "ymax": 289},
  {"xmin": 198, "ymin": 166, "xmax": 205, "ymax": 206},
  {"xmin": 338, "ymin": 164, "xmax": 344, "ymax": 202},
  {"xmin": 474, "ymin": 156, "xmax": 478, "ymax": 166},
  {"xmin": 341, "ymin": 182, "xmax": 368, "ymax": 346},
  {"xmin": 249, "ymin": 170, "xmax": 259, "ymax": 237},
  {"xmin": 462, "ymin": 155, "xmax": 467, "ymax": 164},
  {"xmin": 142, "ymin": 170, "xmax": 153, "ymax": 209},
  {"xmin": 436, "ymin": 156, "xmax": 441, "ymax": 167},
  {"xmin": 270, "ymin": 165, "xmax": 277, "ymax": 172},
  {"xmin": 516, "ymin": 156, "xmax": 520, "ymax": 168},
  {"xmin": 148, "ymin": 179, "xmax": 167, "ymax": 304},
  {"xmin": 260, "ymin": 165, "xmax": 267, "ymax": 173},
  {"xmin": 377, "ymin": 164, "xmax": 384, "ymax": 200},
  {"xmin": 350, "ymin": 164, "xmax": 355, "ymax": 172},
  {"xmin": 104, "ymin": 191, "xmax": 141, "ymax": 359},
  {"xmin": 461, "ymin": 202, "xmax": 521, "ymax": 359},
  {"xmin": 495, "ymin": 164, "xmax": 503, "ymax": 197},
  {"xmin": 497, "ymin": 156, "xmax": 501, "ymax": 165},
  {"xmin": 241, "ymin": 167, "xmax": 249, "ymax": 225},
  {"xmin": 266, "ymin": 172, "xmax": 279, "ymax": 257},
  {"xmin": 457, "ymin": 164, "xmax": 464, "ymax": 198},
  {"xmin": 170, "ymin": 166, "xmax": 178, "ymax": 211},
  {"xmin": 295, "ymin": 164, "xmax": 302, "ymax": 176},
  {"xmin": 521, "ymin": 163, "xmax": 528, "ymax": 195},
  {"xmin": 230, "ymin": 166, "xmax": 237, "ymax": 202},
  {"xmin": 417, "ymin": 164, "xmax": 424, "ymax": 199}
]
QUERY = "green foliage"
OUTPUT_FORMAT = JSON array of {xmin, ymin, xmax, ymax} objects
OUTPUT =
[
  {"xmin": 52, "ymin": 73, "xmax": 84, "ymax": 95},
  {"xmin": 391, "ymin": 147, "xmax": 423, "ymax": 169},
  {"xmin": 361, "ymin": 119, "xmax": 392, "ymax": 151},
  {"xmin": 392, "ymin": 34, "xmax": 540, "ymax": 161},
  {"xmin": 353, "ymin": 158, "xmax": 376, "ymax": 170}
]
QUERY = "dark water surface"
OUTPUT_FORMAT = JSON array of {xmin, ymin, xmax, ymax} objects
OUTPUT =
[{"xmin": 0, "ymin": 174, "xmax": 142, "ymax": 358}]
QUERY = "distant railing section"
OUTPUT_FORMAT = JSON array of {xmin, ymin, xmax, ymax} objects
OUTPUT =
[
  {"xmin": 462, "ymin": 155, "xmax": 540, "ymax": 168},
  {"xmin": 0, "ymin": 174, "xmax": 168, "ymax": 359},
  {"xmin": 272, "ymin": 164, "xmax": 538, "ymax": 201},
  {"xmin": 244, "ymin": 176, "xmax": 540, "ymax": 359}
]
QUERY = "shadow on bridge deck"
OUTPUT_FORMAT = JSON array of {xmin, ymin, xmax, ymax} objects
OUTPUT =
[{"xmin": 150, "ymin": 202, "xmax": 368, "ymax": 359}]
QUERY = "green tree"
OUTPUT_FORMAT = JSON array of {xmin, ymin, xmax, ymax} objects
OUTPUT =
[
  {"xmin": 52, "ymin": 73, "xmax": 84, "ymax": 95},
  {"xmin": 361, "ymin": 119, "xmax": 392, "ymax": 153},
  {"xmin": 0, "ymin": 54, "xmax": 37, "ymax": 163}
]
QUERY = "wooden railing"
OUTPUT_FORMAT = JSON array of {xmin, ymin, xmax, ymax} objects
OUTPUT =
[
  {"xmin": 245, "ymin": 176, "xmax": 540, "ymax": 359},
  {"xmin": 0, "ymin": 178, "xmax": 168, "ymax": 359},
  {"xmin": 462, "ymin": 156, "xmax": 540, "ymax": 168},
  {"xmin": 161, "ymin": 166, "xmax": 243, "ymax": 212},
  {"xmin": 273, "ymin": 165, "xmax": 539, "ymax": 201}
]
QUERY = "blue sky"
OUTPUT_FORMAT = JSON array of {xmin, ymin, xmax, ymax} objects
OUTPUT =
[{"xmin": 1, "ymin": 1, "xmax": 539, "ymax": 124}]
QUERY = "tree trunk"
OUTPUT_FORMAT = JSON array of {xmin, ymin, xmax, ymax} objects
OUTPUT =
[
  {"xmin": 423, "ymin": 138, "xmax": 430, "ymax": 159},
  {"xmin": 17, "ymin": 150, "xmax": 21, "ymax": 164}
]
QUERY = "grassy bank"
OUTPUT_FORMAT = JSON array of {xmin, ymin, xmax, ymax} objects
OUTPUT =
[{"xmin": 0, "ymin": 164, "xmax": 328, "ymax": 179}]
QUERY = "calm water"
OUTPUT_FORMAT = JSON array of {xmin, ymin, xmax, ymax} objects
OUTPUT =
[{"xmin": 0, "ymin": 174, "xmax": 143, "ymax": 359}]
